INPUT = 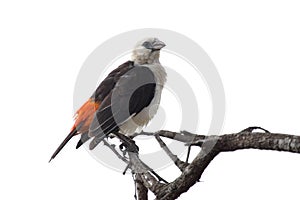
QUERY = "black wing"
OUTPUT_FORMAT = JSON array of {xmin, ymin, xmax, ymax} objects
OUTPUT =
[
  {"xmin": 75, "ymin": 61, "xmax": 134, "ymax": 149},
  {"xmin": 91, "ymin": 61, "xmax": 134, "ymax": 102},
  {"xmin": 88, "ymin": 62, "xmax": 156, "ymax": 150}
]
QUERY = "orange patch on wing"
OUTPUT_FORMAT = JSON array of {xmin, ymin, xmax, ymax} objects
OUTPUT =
[{"xmin": 71, "ymin": 99, "xmax": 100, "ymax": 134}]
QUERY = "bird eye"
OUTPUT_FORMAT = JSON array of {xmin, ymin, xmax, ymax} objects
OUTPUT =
[{"xmin": 142, "ymin": 41, "xmax": 152, "ymax": 49}]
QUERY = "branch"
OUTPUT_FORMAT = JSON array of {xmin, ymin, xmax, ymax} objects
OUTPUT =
[
  {"xmin": 134, "ymin": 130, "xmax": 205, "ymax": 144},
  {"xmin": 102, "ymin": 139, "xmax": 129, "ymax": 164},
  {"xmin": 155, "ymin": 135, "xmax": 189, "ymax": 171},
  {"xmin": 109, "ymin": 129, "xmax": 300, "ymax": 199},
  {"xmin": 155, "ymin": 131, "xmax": 300, "ymax": 200},
  {"xmin": 128, "ymin": 152, "xmax": 167, "ymax": 195},
  {"xmin": 136, "ymin": 174, "xmax": 148, "ymax": 200},
  {"xmin": 102, "ymin": 137, "xmax": 168, "ymax": 199}
]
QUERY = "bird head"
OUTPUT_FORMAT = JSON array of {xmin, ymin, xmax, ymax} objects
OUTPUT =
[{"xmin": 132, "ymin": 38, "xmax": 166, "ymax": 65}]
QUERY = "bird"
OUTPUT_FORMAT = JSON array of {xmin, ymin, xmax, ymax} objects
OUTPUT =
[{"xmin": 49, "ymin": 38, "xmax": 167, "ymax": 162}]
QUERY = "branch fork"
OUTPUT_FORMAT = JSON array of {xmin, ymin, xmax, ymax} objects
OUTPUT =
[{"xmin": 104, "ymin": 127, "xmax": 300, "ymax": 200}]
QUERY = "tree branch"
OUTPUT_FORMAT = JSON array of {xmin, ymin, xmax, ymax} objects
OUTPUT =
[
  {"xmin": 155, "ymin": 135, "xmax": 189, "ymax": 172},
  {"xmin": 102, "ymin": 138, "xmax": 167, "ymax": 197},
  {"xmin": 135, "ymin": 130, "xmax": 205, "ymax": 144},
  {"xmin": 108, "ymin": 129, "xmax": 300, "ymax": 199},
  {"xmin": 155, "ymin": 131, "xmax": 300, "ymax": 200},
  {"xmin": 136, "ymin": 174, "xmax": 148, "ymax": 200}
]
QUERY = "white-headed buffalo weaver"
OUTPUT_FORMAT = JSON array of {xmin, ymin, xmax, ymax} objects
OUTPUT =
[{"xmin": 49, "ymin": 38, "xmax": 166, "ymax": 162}]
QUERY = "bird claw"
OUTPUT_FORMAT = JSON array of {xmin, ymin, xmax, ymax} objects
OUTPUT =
[
  {"xmin": 119, "ymin": 141, "xmax": 139, "ymax": 154},
  {"xmin": 119, "ymin": 143, "xmax": 126, "ymax": 151}
]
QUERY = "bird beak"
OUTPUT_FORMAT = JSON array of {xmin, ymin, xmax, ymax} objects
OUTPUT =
[{"xmin": 151, "ymin": 39, "xmax": 166, "ymax": 50}]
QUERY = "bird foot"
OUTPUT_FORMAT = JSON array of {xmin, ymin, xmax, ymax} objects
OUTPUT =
[{"xmin": 119, "ymin": 140, "xmax": 139, "ymax": 154}]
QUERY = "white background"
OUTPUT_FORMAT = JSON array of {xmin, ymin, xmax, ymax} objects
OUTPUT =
[{"xmin": 1, "ymin": 1, "xmax": 300, "ymax": 199}]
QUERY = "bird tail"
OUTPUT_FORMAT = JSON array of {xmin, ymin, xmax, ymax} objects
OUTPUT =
[
  {"xmin": 76, "ymin": 133, "xmax": 90, "ymax": 149},
  {"xmin": 49, "ymin": 129, "xmax": 77, "ymax": 162}
]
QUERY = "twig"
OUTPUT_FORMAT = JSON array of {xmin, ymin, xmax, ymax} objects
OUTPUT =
[
  {"xmin": 102, "ymin": 139, "xmax": 129, "ymax": 164},
  {"xmin": 132, "ymin": 173, "xmax": 137, "ymax": 200},
  {"xmin": 155, "ymin": 135, "xmax": 189, "ymax": 172},
  {"xmin": 102, "ymin": 135, "xmax": 168, "ymax": 198},
  {"xmin": 133, "ymin": 130, "xmax": 205, "ymax": 144},
  {"xmin": 185, "ymin": 145, "xmax": 191, "ymax": 163},
  {"xmin": 238, "ymin": 126, "xmax": 270, "ymax": 133}
]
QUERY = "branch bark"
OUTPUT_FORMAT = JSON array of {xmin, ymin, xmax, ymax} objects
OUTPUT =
[
  {"xmin": 136, "ymin": 174, "xmax": 148, "ymax": 200},
  {"xmin": 155, "ymin": 135, "xmax": 189, "ymax": 172},
  {"xmin": 111, "ymin": 129, "xmax": 300, "ymax": 199},
  {"xmin": 152, "ymin": 131, "xmax": 300, "ymax": 200}
]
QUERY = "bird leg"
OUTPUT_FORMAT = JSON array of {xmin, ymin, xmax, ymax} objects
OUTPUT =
[{"xmin": 114, "ymin": 133, "xmax": 168, "ymax": 184}]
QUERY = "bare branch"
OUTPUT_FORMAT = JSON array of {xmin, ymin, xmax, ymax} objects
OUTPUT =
[
  {"xmin": 155, "ymin": 131, "xmax": 300, "ymax": 200},
  {"xmin": 105, "ymin": 129, "xmax": 300, "ymax": 199},
  {"xmin": 133, "ymin": 130, "xmax": 205, "ymax": 144},
  {"xmin": 155, "ymin": 135, "xmax": 189, "ymax": 172},
  {"xmin": 102, "ymin": 139, "xmax": 129, "ymax": 164}
]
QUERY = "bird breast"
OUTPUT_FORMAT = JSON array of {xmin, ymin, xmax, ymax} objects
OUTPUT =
[{"xmin": 119, "ymin": 64, "xmax": 167, "ymax": 136}]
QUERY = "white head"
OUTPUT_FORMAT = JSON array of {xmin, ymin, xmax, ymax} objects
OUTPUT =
[{"xmin": 132, "ymin": 38, "xmax": 166, "ymax": 65}]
